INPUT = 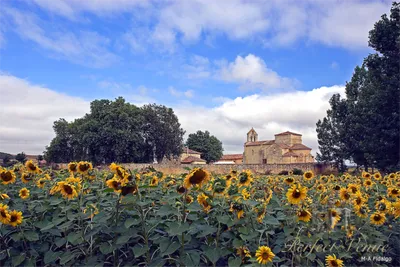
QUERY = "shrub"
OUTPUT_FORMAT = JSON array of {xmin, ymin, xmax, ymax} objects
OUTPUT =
[
  {"xmin": 292, "ymin": 168, "xmax": 304, "ymax": 175},
  {"xmin": 278, "ymin": 170, "xmax": 289, "ymax": 175}
]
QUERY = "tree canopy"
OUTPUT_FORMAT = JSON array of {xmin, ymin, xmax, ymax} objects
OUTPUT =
[
  {"xmin": 185, "ymin": 130, "xmax": 223, "ymax": 163},
  {"xmin": 316, "ymin": 2, "xmax": 399, "ymax": 172},
  {"xmin": 15, "ymin": 152, "xmax": 27, "ymax": 163},
  {"xmin": 44, "ymin": 97, "xmax": 185, "ymax": 164}
]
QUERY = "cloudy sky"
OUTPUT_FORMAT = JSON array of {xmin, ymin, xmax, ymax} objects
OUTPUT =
[{"xmin": 0, "ymin": 0, "xmax": 393, "ymax": 155}]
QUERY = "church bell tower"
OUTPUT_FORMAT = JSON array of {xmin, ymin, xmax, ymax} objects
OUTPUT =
[{"xmin": 247, "ymin": 128, "xmax": 258, "ymax": 142}]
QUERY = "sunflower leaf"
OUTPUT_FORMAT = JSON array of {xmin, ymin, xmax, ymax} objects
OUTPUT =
[
  {"xmin": 228, "ymin": 257, "xmax": 242, "ymax": 267},
  {"xmin": 160, "ymin": 240, "xmax": 180, "ymax": 256},
  {"xmin": 132, "ymin": 245, "xmax": 147, "ymax": 258}
]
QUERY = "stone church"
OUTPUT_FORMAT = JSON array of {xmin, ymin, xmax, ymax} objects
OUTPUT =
[{"xmin": 243, "ymin": 128, "xmax": 315, "ymax": 164}]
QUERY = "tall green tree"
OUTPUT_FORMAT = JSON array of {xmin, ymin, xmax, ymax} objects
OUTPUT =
[
  {"xmin": 316, "ymin": 2, "xmax": 400, "ymax": 172},
  {"xmin": 141, "ymin": 104, "xmax": 185, "ymax": 163},
  {"xmin": 186, "ymin": 130, "xmax": 223, "ymax": 163}
]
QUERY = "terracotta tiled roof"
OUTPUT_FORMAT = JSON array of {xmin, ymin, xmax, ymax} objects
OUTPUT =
[
  {"xmin": 220, "ymin": 154, "xmax": 243, "ymax": 160},
  {"xmin": 282, "ymin": 151, "xmax": 299, "ymax": 157},
  {"xmin": 181, "ymin": 156, "xmax": 206, "ymax": 163},
  {"xmin": 275, "ymin": 131, "xmax": 302, "ymax": 136},
  {"xmin": 245, "ymin": 140, "xmax": 274, "ymax": 146},
  {"xmin": 182, "ymin": 147, "xmax": 202, "ymax": 155},
  {"xmin": 276, "ymin": 143, "xmax": 290, "ymax": 149},
  {"xmin": 290, "ymin": 144, "xmax": 312, "ymax": 150}
]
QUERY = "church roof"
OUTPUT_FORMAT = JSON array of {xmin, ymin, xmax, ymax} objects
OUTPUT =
[
  {"xmin": 220, "ymin": 154, "xmax": 243, "ymax": 160},
  {"xmin": 181, "ymin": 156, "xmax": 206, "ymax": 163},
  {"xmin": 276, "ymin": 143, "xmax": 291, "ymax": 149},
  {"xmin": 290, "ymin": 144, "xmax": 312, "ymax": 150},
  {"xmin": 182, "ymin": 147, "xmax": 202, "ymax": 154},
  {"xmin": 245, "ymin": 140, "xmax": 274, "ymax": 146},
  {"xmin": 247, "ymin": 127, "xmax": 257, "ymax": 134},
  {"xmin": 275, "ymin": 131, "xmax": 302, "ymax": 136},
  {"xmin": 282, "ymin": 151, "xmax": 299, "ymax": 157}
]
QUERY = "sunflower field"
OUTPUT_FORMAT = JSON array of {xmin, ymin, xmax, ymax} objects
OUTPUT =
[{"xmin": 0, "ymin": 161, "xmax": 400, "ymax": 267}]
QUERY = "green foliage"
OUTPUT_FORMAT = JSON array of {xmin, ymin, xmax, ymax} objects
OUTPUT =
[
  {"xmin": 292, "ymin": 168, "xmax": 303, "ymax": 175},
  {"xmin": 186, "ymin": 130, "xmax": 224, "ymax": 163},
  {"xmin": 278, "ymin": 170, "xmax": 289, "ymax": 175},
  {"xmin": 15, "ymin": 152, "xmax": 27, "ymax": 163},
  {"xmin": 317, "ymin": 2, "xmax": 400, "ymax": 172},
  {"xmin": 44, "ymin": 97, "xmax": 184, "ymax": 164}
]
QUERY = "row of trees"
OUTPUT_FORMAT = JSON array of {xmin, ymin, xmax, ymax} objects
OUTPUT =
[
  {"xmin": 44, "ymin": 98, "xmax": 185, "ymax": 164},
  {"xmin": 316, "ymin": 3, "xmax": 399, "ymax": 172},
  {"xmin": 44, "ymin": 97, "xmax": 224, "ymax": 164}
]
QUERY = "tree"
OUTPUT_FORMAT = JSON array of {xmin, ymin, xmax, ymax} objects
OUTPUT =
[
  {"xmin": 316, "ymin": 2, "xmax": 400, "ymax": 172},
  {"xmin": 186, "ymin": 130, "xmax": 223, "ymax": 163},
  {"xmin": 15, "ymin": 152, "xmax": 27, "ymax": 163},
  {"xmin": 141, "ymin": 104, "xmax": 185, "ymax": 163},
  {"xmin": 44, "ymin": 97, "xmax": 185, "ymax": 164},
  {"xmin": 37, "ymin": 155, "xmax": 44, "ymax": 161}
]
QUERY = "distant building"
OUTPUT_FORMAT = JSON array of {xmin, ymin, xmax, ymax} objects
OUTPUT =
[
  {"xmin": 243, "ymin": 128, "xmax": 315, "ymax": 164},
  {"xmin": 215, "ymin": 154, "xmax": 243, "ymax": 164},
  {"xmin": 180, "ymin": 147, "xmax": 206, "ymax": 164}
]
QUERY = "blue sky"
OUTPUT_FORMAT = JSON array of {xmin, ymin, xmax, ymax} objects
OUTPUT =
[{"xmin": 0, "ymin": 0, "xmax": 393, "ymax": 155}]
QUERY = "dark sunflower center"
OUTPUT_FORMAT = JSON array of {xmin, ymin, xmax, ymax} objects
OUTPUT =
[
  {"xmin": 1, "ymin": 172, "xmax": 13, "ymax": 181},
  {"xmin": 121, "ymin": 186, "xmax": 136, "ymax": 196},
  {"xmin": 360, "ymin": 207, "xmax": 367, "ymax": 214},
  {"xmin": 63, "ymin": 185, "xmax": 73, "ymax": 194},
  {"xmin": 392, "ymin": 189, "xmax": 399, "ymax": 194},
  {"xmin": 21, "ymin": 191, "xmax": 27, "ymax": 196},
  {"xmin": 292, "ymin": 189, "xmax": 301, "ymax": 198},
  {"xmin": 351, "ymin": 188, "xmax": 357, "ymax": 193},
  {"xmin": 10, "ymin": 215, "xmax": 18, "ymax": 222},
  {"xmin": 112, "ymin": 181, "xmax": 120, "ymax": 189},
  {"xmin": 287, "ymin": 178, "xmax": 293, "ymax": 182},
  {"xmin": 299, "ymin": 211, "xmax": 308, "ymax": 217},
  {"xmin": 331, "ymin": 260, "xmax": 339, "ymax": 267},
  {"xmin": 28, "ymin": 163, "xmax": 36, "ymax": 171},
  {"xmin": 262, "ymin": 252, "xmax": 270, "ymax": 260},
  {"xmin": 374, "ymin": 214, "xmax": 381, "ymax": 221},
  {"xmin": 0, "ymin": 210, "xmax": 7, "ymax": 218},
  {"xmin": 344, "ymin": 192, "xmax": 350, "ymax": 199},
  {"xmin": 356, "ymin": 198, "xmax": 362, "ymax": 205},
  {"xmin": 334, "ymin": 185, "xmax": 340, "ymax": 190},
  {"xmin": 69, "ymin": 164, "xmax": 77, "ymax": 171},
  {"xmin": 177, "ymin": 186, "xmax": 186, "ymax": 194},
  {"xmin": 366, "ymin": 181, "xmax": 371, "ymax": 185},
  {"xmin": 239, "ymin": 175, "xmax": 248, "ymax": 183},
  {"xmin": 305, "ymin": 173, "xmax": 312, "ymax": 179},
  {"xmin": 189, "ymin": 170, "xmax": 206, "ymax": 184},
  {"xmin": 331, "ymin": 211, "xmax": 337, "ymax": 217},
  {"xmin": 225, "ymin": 175, "xmax": 232, "ymax": 180},
  {"xmin": 378, "ymin": 203, "xmax": 386, "ymax": 211}
]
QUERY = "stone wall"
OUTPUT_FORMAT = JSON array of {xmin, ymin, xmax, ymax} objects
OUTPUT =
[{"xmin": 120, "ymin": 162, "xmax": 334, "ymax": 175}]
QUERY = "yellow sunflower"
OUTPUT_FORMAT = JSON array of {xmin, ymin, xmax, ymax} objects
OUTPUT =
[
  {"xmin": 21, "ymin": 172, "xmax": 34, "ymax": 183},
  {"xmin": 375, "ymin": 199, "xmax": 391, "ymax": 213},
  {"xmin": 183, "ymin": 168, "xmax": 210, "ymax": 189},
  {"xmin": 316, "ymin": 184, "xmax": 326, "ymax": 192},
  {"xmin": 284, "ymin": 177, "xmax": 295, "ymax": 185},
  {"xmin": 286, "ymin": 184, "xmax": 307, "ymax": 205},
  {"xmin": 297, "ymin": 208, "xmax": 312, "ymax": 222},
  {"xmin": 19, "ymin": 188, "xmax": 30, "ymax": 199},
  {"xmin": 329, "ymin": 209, "xmax": 341, "ymax": 229},
  {"xmin": 184, "ymin": 195, "xmax": 194, "ymax": 204},
  {"xmin": 352, "ymin": 192, "xmax": 366, "ymax": 208},
  {"xmin": 176, "ymin": 185, "xmax": 187, "ymax": 194},
  {"xmin": 230, "ymin": 202, "xmax": 244, "ymax": 219},
  {"xmin": 255, "ymin": 246, "xmax": 275, "ymax": 265},
  {"xmin": 0, "ymin": 170, "xmax": 16, "ymax": 185},
  {"xmin": 236, "ymin": 246, "xmax": 251, "ymax": 262},
  {"xmin": 362, "ymin": 171, "xmax": 371, "ymax": 179},
  {"xmin": 25, "ymin": 160, "xmax": 39, "ymax": 173},
  {"xmin": 373, "ymin": 172, "xmax": 382, "ymax": 180},
  {"xmin": 339, "ymin": 188, "xmax": 351, "ymax": 202},
  {"xmin": 8, "ymin": 210, "xmax": 23, "ymax": 227},
  {"xmin": 68, "ymin": 162, "xmax": 78, "ymax": 173},
  {"xmin": 58, "ymin": 182, "xmax": 78, "ymax": 199},
  {"xmin": 370, "ymin": 212, "xmax": 386, "ymax": 225},
  {"xmin": 364, "ymin": 179, "xmax": 374, "ymax": 188},
  {"xmin": 237, "ymin": 170, "xmax": 253, "ymax": 187},
  {"xmin": 150, "ymin": 176, "xmax": 159, "ymax": 186},
  {"xmin": 347, "ymin": 183, "xmax": 359, "ymax": 194},
  {"xmin": 355, "ymin": 205, "xmax": 369, "ymax": 218},
  {"xmin": 241, "ymin": 188, "xmax": 250, "ymax": 200},
  {"xmin": 0, "ymin": 193, "xmax": 10, "ymax": 200},
  {"xmin": 325, "ymin": 254, "xmax": 344, "ymax": 267},
  {"xmin": 106, "ymin": 178, "xmax": 122, "ymax": 192},
  {"xmin": 36, "ymin": 178, "xmax": 47, "ymax": 188},
  {"xmin": 197, "ymin": 193, "xmax": 211, "ymax": 213},
  {"xmin": 303, "ymin": 170, "xmax": 314, "ymax": 181},
  {"xmin": 387, "ymin": 187, "xmax": 400, "ymax": 198},
  {"xmin": 0, "ymin": 204, "xmax": 10, "ymax": 224},
  {"xmin": 392, "ymin": 201, "xmax": 400, "ymax": 218},
  {"xmin": 77, "ymin": 161, "xmax": 93, "ymax": 174}
]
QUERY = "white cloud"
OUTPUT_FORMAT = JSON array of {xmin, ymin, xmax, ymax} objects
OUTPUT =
[
  {"xmin": 175, "ymin": 85, "xmax": 345, "ymax": 155},
  {"xmin": 217, "ymin": 54, "xmax": 297, "ymax": 91},
  {"xmin": 30, "ymin": 0, "xmax": 149, "ymax": 20},
  {"xmin": 168, "ymin": 87, "xmax": 194, "ymax": 98},
  {"xmin": 0, "ymin": 74, "xmax": 89, "ymax": 154},
  {"xmin": 3, "ymin": 7, "xmax": 119, "ymax": 67},
  {"xmin": 331, "ymin": 61, "xmax": 339, "ymax": 69}
]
